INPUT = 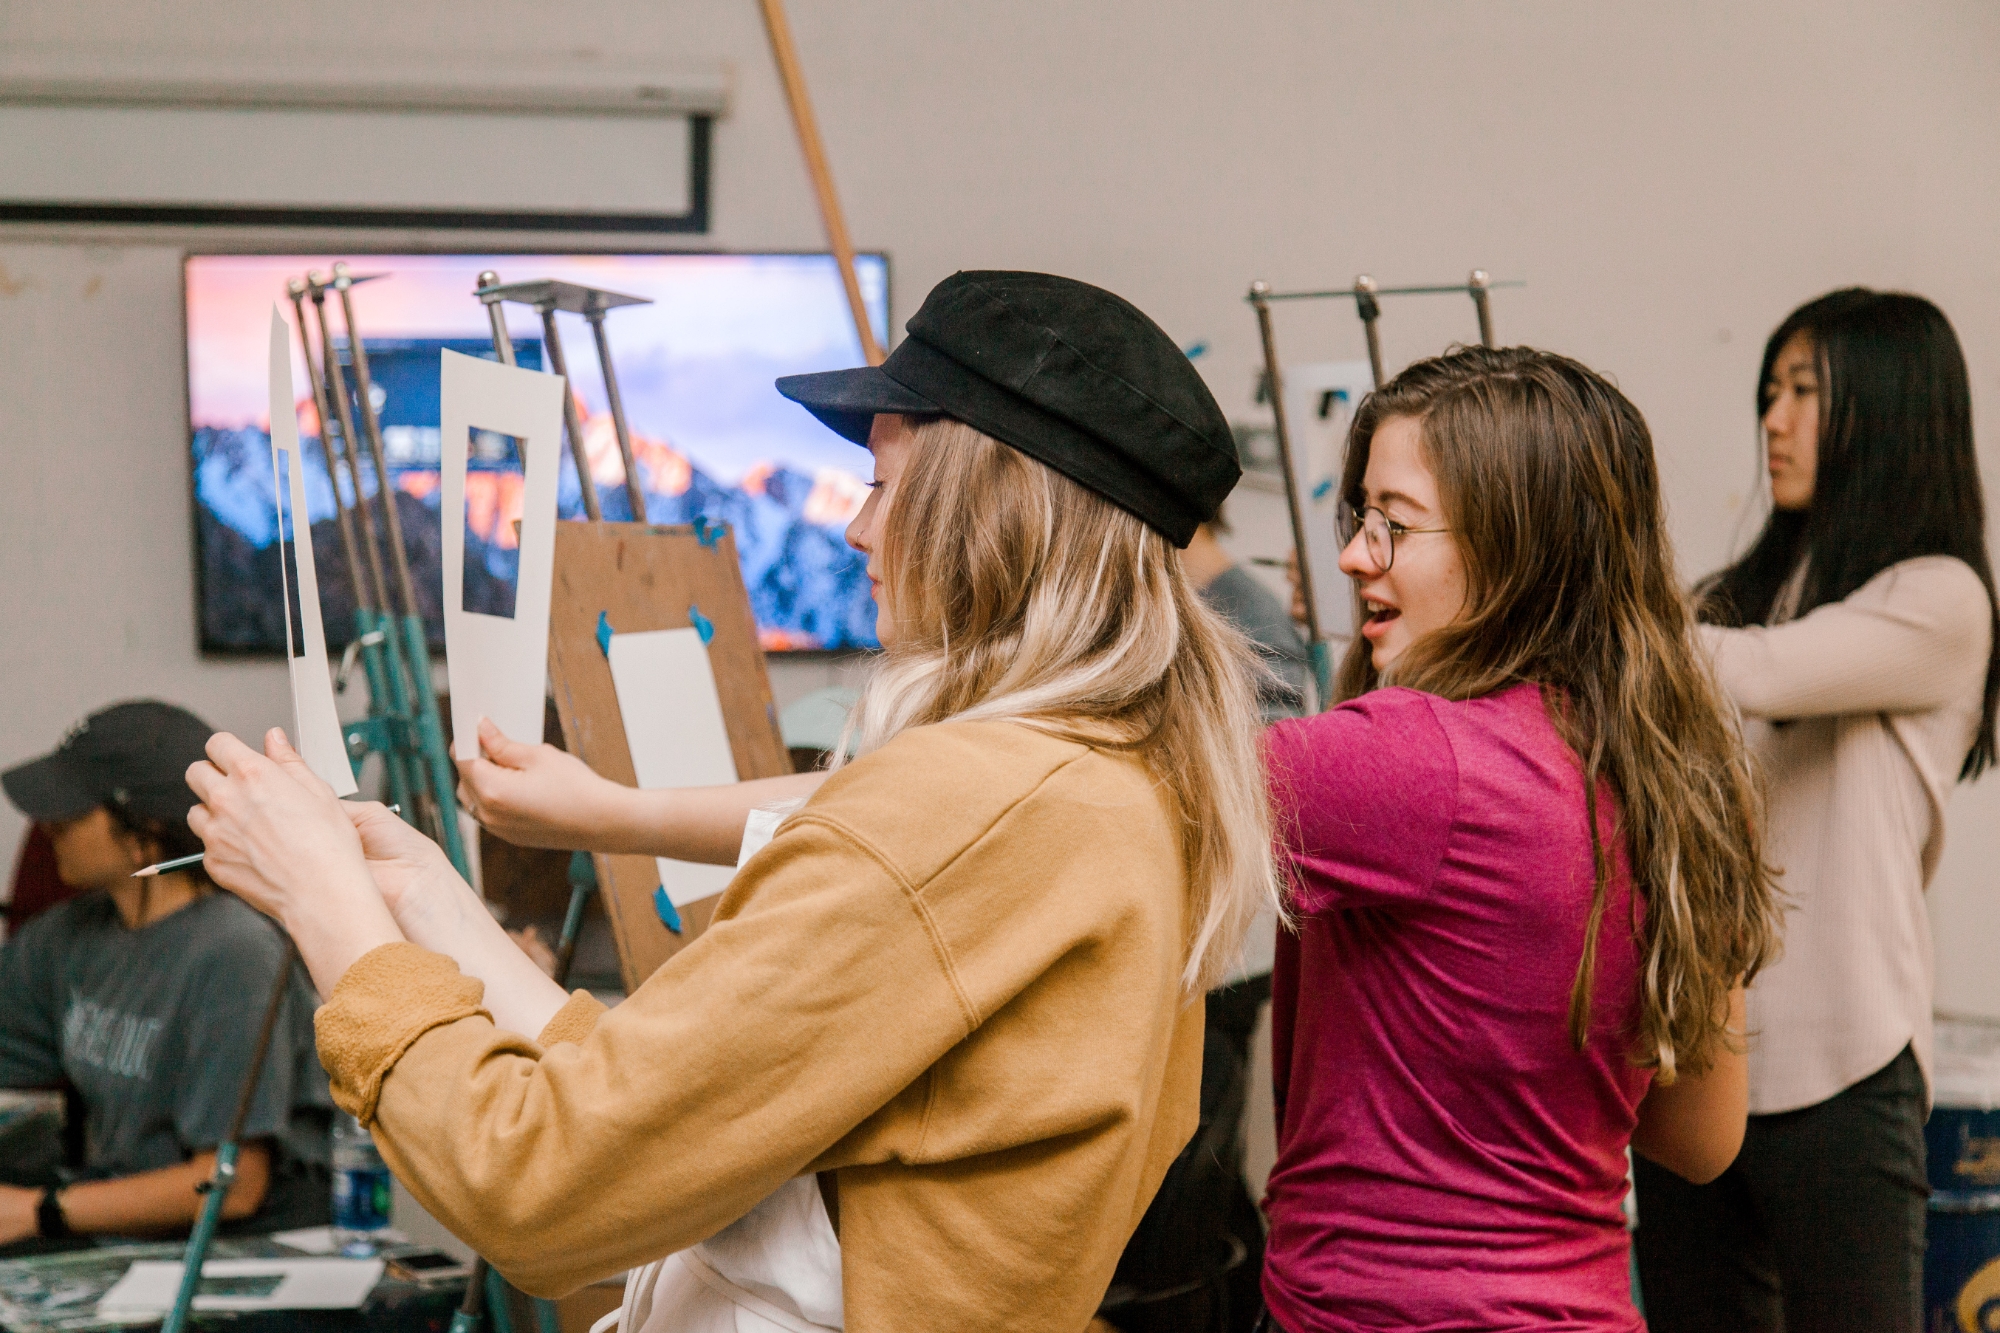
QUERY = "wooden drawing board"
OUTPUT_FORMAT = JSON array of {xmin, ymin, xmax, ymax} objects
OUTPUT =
[{"xmin": 546, "ymin": 521, "xmax": 792, "ymax": 990}]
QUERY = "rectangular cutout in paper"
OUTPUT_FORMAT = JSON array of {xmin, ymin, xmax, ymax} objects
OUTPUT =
[
  {"xmin": 440, "ymin": 351, "xmax": 566, "ymax": 760},
  {"xmin": 268, "ymin": 307, "xmax": 358, "ymax": 797},
  {"xmin": 461, "ymin": 427, "xmax": 525, "ymax": 619},
  {"xmin": 607, "ymin": 628, "xmax": 740, "ymax": 907}
]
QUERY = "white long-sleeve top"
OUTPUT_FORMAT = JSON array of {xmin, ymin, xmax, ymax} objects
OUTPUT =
[{"xmin": 1701, "ymin": 555, "xmax": 1992, "ymax": 1113}]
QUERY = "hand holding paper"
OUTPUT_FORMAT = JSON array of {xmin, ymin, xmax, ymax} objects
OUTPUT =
[
  {"xmin": 333, "ymin": 782, "xmax": 571, "ymax": 1036},
  {"xmin": 338, "ymin": 796, "xmax": 467, "ymax": 936},
  {"xmin": 456, "ymin": 717, "xmax": 628, "ymax": 850},
  {"xmin": 186, "ymin": 728, "xmax": 404, "ymax": 995}
]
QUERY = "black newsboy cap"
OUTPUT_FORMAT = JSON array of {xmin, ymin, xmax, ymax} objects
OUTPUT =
[{"xmin": 776, "ymin": 271, "xmax": 1239, "ymax": 547}]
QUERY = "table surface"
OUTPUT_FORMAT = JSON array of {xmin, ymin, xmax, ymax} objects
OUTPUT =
[{"xmin": 0, "ymin": 1238, "xmax": 463, "ymax": 1333}]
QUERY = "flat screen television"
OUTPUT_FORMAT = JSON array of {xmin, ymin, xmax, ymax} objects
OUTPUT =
[{"xmin": 186, "ymin": 251, "xmax": 890, "ymax": 654}]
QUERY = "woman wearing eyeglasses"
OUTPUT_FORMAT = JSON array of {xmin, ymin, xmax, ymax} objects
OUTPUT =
[
  {"xmin": 1259, "ymin": 346, "xmax": 1779, "ymax": 1333},
  {"xmin": 1631, "ymin": 291, "xmax": 1999, "ymax": 1333}
]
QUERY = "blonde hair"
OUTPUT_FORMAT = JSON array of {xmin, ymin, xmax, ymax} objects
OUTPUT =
[{"xmin": 836, "ymin": 417, "xmax": 1281, "ymax": 992}]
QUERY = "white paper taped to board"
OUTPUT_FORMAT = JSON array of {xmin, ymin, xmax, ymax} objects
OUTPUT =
[
  {"xmin": 607, "ymin": 628, "xmax": 741, "ymax": 907},
  {"xmin": 268, "ymin": 307, "xmax": 358, "ymax": 797},
  {"xmin": 1280, "ymin": 359, "xmax": 1373, "ymax": 644},
  {"xmin": 439, "ymin": 349, "xmax": 567, "ymax": 760}
]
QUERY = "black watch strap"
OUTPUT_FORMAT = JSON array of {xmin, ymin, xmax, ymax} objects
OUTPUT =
[{"xmin": 36, "ymin": 1187, "xmax": 71, "ymax": 1239}]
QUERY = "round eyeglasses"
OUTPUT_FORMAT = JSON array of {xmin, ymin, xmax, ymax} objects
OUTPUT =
[{"xmin": 1337, "ymin": 505, "xmax": 1450, "ymax": 572}]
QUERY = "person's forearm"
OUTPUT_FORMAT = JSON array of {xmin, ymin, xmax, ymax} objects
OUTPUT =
[
  {"xmin": 1632, "ymin": 988, "xmax": 1748, "ymax": 1184},
  {"xmin": 1699, "ymin": 564, "xmax": 1989, "ymax": 719},
  {"xmin": 324, "ymin": 816, "xmax": 973, "ymax": 1298},
  {"xmin": 393, "ymin": 768, "xmax": 829, "ymax": 1034},
  {"xmin": 282, "ymin": 866, "xmax": 408, "ymax": 999},
  {"xmin": 394, "ymin": 869, "xmax": 572, "ymax": 1039},
  {"xmin": 59, "ymin": 1145, "xmax": 271, "ymax": 1234},
  {"xmin": 595, "ymin": 773, "xmax": 828, "ymax": 864}
]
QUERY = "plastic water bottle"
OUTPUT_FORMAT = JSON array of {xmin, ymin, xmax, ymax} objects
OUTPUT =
[{"xmin": 330, "ymin": 1112, "xmax": 393, "ymax": 1255}]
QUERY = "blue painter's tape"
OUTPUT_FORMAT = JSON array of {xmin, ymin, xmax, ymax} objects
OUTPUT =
[
  {"xmin": 595, "ymin": 610, "xmax": 614, "ymax": 657},
  {"xmin": 1311, "ymin": 478, "xmax": 1334, "ymax": 501},
  {"xmin": 1183, "ymin": 340, "xmax": 1209, "ymax": 360},
  {"xmin": 652, "ymin": 885, "xmax": 683, "ymax": 934},
  {"xmin": 688, "ymin": 605, "xmax": 714, "ymax": 645},
  {"xmin": 692, "ymin": 516, "xmax": 725, "ymax": 549}
]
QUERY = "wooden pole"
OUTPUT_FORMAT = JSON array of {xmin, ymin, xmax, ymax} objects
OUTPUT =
[{"xmin": 757, "ymin": 0, "xmax": 885, "ymax": 366}]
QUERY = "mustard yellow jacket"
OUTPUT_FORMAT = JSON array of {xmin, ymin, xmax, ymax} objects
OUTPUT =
[{"xmin": 315, "ymin": 720, "xmax": 1203, "ymax": 1331}]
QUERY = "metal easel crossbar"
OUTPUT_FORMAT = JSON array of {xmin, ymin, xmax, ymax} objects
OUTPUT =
[{"xmin": 1245, "ymin": 269, "xmax": 1520, "ymax": 708}]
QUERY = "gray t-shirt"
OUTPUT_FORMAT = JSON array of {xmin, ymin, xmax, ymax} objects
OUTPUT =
[
  {"xmin": 1199, "ymin": 564, "xmax": 1311, "ymax": 985},
  {"xmin": 0, "ymin": 890, "xmax": 330, "ymax": 1231},
  {"xmin": 1201, "ymin": 564, "xmax": 1311, "ymax": 723}
]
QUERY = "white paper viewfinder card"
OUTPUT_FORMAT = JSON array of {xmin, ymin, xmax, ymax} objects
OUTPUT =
[
  {"xmin": 1280, "ymin": 359, "xmax": 1372, "ymax": 645},
  {"xmin": 268, "ymin": 307, "xmax": 358, "ymax": 797},
  {"xmin": 97, "ymin": 1257, "xmax": 384, "ymax": 1313},
  {"xmin": 440, "ymin": 349, "xmax": 567, "ymax": 760},
  {"xmin": 608, "ymin": 628, "xmax": 741, "ymax": 907}
]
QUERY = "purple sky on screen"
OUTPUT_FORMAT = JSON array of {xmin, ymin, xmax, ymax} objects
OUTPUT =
[{"xmin": 185, "ymin": 252, "xmax": 888, "ymax": 486}]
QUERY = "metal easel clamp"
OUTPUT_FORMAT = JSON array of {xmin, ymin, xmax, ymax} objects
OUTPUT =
[
  {"xmin": 472, "ymin": 277, "xmax": 654, "ymax": 522},
  {"xmin": 335, "ymin": 629, "xmax": 388, "ymax": 693},
  {"xmin": 1353, "ymin": 274, "xmax": 1385, "ymax": 389},
  {"xmin": 343, "ymin": 714, "xmax": 411, "ymax": 760},
  {"xmin": 1243, "ymin": 268, "xmax": 1522, "ymax": 709}
]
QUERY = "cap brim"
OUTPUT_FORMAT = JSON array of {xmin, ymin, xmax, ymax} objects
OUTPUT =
[
  {"xmin": 775, "ymin": 366, "xmax": 943, "ymax": 446},
  {"xmin": 2, "ymin": 753, "xmax": 99, "ymax": 822}
]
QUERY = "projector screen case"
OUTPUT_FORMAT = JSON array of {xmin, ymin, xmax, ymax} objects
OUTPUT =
[{"xmin": 0, "ymin": 50, "xmax": 725, "ymax": 231}]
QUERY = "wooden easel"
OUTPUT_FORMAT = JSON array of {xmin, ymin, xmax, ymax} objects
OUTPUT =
[
  {"xmin": 758, "ymin": 0, "xmax": 884, "ymax": 367},
  {"xmin": 546, "ymin": 521, "xmax": 792, "ymax": 990}
]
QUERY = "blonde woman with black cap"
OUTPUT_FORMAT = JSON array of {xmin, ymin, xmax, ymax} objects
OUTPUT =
[
  {"xmin": 0, "ymin": 702, "xmax": 330, "ymax": 1252},
  {"xmin": 184, "ymin": 272, "xmax": 1278, "ymax": 1330}
]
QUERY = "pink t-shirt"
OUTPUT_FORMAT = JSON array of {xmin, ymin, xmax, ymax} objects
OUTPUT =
[{"xmin": 1261, "ymin": 683, "xmax": 1651, "ymax": 1333}]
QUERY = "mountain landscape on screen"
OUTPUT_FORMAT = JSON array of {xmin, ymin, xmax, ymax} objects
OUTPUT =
[{"xmin": 186, "ymin": 253, "xmax": 890, "ymax": 653}]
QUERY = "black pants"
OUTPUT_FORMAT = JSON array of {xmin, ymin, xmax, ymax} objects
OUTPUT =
[
  {"xmin": 1102, "ymin": 973, "xmax": 1271, "ymax": 1333},
  {"xmin": 1633, "ymin": 1044, "xmax": 1928, "ymax": 1333}
]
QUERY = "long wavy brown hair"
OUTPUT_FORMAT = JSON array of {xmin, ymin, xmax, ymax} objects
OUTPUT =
[{"xmin": 1336, "ymin": 347, "xmax": 1780, "ymax": 1080}]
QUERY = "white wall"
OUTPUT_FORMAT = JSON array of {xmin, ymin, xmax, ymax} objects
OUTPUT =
[{"xmin": 4, "ymin": 2, "xmax": 1999, "ymax": 1008}]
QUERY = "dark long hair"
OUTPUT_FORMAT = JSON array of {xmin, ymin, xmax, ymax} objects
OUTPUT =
[
  {"xmin": 105, "ymin": 802, "xmax": 213, "ymax": 889},
  {"xmin": 1699, "ymin": 289, "xmax": 2000, "ymax": 779},
  {"xmin": 1335, "ymin": 347, "xmax": 1779, "ymax": 1078}
]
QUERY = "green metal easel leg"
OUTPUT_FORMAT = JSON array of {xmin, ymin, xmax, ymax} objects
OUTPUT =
[
  {"xmin": 1308, "ymin": 640, "xmax": 1335, "ymax": 712},
  {"xmin": 400, "ymin": 612, "xmax": 468, "ymax": 877},
  {"xmin": 350, "ymin": 615, "xmax": 414, "ymax": 814},
  {"xmin": 162, "ymin": 941, "xmax": 294, "ymax": 1333}
]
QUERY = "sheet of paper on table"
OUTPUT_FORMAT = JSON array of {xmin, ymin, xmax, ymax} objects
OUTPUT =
[
  {"xmin": 608, "ymin": 627, "xmax": 741, "ymax": 907},
  {"xmin": 267, "ymin": 307, "xmax": 358, "ymax": 797},
  {"xmin": 270, "ymin": 1225, "xmax": 409, "ymax": 1255},
  {"xmin": 97, "ymin": 1257, "xmax": 383, "ymax": 1313},
  {"xmin": 439, "ymin": 348, "xmax": 566, "ymax": 760}
]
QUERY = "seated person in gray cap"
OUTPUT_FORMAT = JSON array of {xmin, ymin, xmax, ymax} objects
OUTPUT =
[
  {"xmin": 183, "ymin": 271, "xmax": 1280, "ymax": 1330},
  {"xmin": 0, "ymin": 701, "xmax": 330, "ymax": 1253}
]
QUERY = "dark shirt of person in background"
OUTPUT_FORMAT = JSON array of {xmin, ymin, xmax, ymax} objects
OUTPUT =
[{"xmin": 1186, "ymin": 515, "xmax": 1311, "ymax": 722}]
